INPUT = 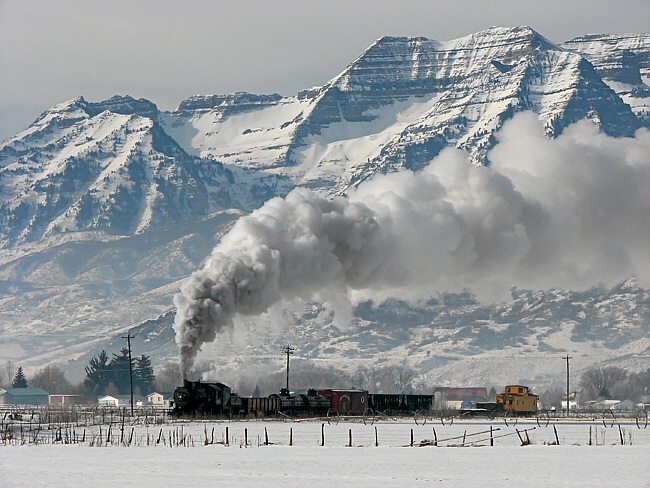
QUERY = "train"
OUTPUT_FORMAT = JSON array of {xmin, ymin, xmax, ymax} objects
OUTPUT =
[
  {"xmin": 170, "ymin": 380, "xmax": 435, "ymax": 418},
  {"xmin": 171, "ymin": 381, "xmax": 537, "ymax": 418}
]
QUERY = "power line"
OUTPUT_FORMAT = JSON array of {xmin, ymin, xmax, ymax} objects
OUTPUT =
[
  {"xmin": 562, "ymin": 355, "xmax": 572, "ymax": 417},
  {"xmin": 122, "ymin": 331, "xmax": 135, "ymax": 416},
  {"xmin": 283, "ymin": 345, "xmax": 295, "ymax": 392}
]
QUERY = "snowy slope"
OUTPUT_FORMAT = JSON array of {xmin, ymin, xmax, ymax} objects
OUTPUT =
[
  {"xmin": 563, "ymin": 33, "xmax": 650, "ymax": 125},
  {"xmin": 0, "ymin": 27, "xmax": 648, "ymax": 386}
]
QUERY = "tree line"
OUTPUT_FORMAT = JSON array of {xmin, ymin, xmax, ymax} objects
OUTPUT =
[{"xmin": 1, "ymin": 349, "xmax": 157, "ymax": 397}]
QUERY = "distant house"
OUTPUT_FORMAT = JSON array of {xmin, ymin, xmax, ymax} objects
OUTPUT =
[
  {"xmin": 0, "ymin": 387, "xmax": 49, "ymax": 405},
  {"xmin": 146, "ymin": 392, "xmax": 165, "ymax": 406},
  {"xmin": 434, "ymin": 387, "xmax": 489, "ymax": 410},
  {"xmin": 98, "ymin": 395, "xmax": 144, "ymax": 407}
]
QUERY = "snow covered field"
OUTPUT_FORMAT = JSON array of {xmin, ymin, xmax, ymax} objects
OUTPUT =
[{"xmin": 2, "ymin": 418, "xmax": 648, "ymax": 487}]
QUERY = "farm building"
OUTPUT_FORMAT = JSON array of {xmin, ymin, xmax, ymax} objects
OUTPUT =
[
  {"xmin": 433, "ymin": 387, "xmax": 489, "ymax": 410},
  {"xmin": 98, "ymin": 395, "xmax": 144, "ymax": 407},
  {"xmin": 49, "ymin": 394, "xmax": 98, "ymax": 406},
  {"xmin": 0, "ymin": 387, "xmax": 49, "ymax": 405}
]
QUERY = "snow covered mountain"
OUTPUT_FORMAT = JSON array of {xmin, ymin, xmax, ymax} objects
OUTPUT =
[{"xmin": 1, "ymin": 26, "xmax": 648, "ymax": 387}]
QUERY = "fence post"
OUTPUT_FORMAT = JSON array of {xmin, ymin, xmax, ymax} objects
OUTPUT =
[
  {"xmin": 321, "ymin": 423, "xmax": 325, "ymax": 446},
  {"xmin": 225, "ymin": 427, "xmax": 229, "ymax": 446},
  {"xmin": 265, "ymin": 427, "xmax": 269, "ymax": 446},
  {"xmin": 410, "ymin": 429, "xmax": 414, "ymax": 447},
  {"xmin": 348, "ymin": 428, "xmax": 352, "ymax": 447},
  {"xmin": 245, "ymin": 428, "xmax": 248, "ymax": 447},
  {"xmin": 375, "ymin": 426, "xmax": 378, "ymax": 447},
  {"xmin": 290, "ymin": 427, "xmax": 293, "ymax": 446},
  {"xmin": 490, "ymin": 425, "xmax": 493, "ymax": 447}
]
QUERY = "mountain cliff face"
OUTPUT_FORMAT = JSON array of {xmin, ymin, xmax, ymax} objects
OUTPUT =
[
  {"xmin": 1, "ymin": 26, "xmax": 648, "ymax": 386},
  {"xmin": 563, "ymin": 33, "xmax": 650, "ymax": 125}
]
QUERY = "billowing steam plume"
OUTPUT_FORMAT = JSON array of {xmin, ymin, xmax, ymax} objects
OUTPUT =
[{"xmin": 174, "ymin": 113, "xmax": 650, "ymax": 375}]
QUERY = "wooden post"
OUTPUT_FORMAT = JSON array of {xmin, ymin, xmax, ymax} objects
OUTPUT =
[
  {"xmin": 433, "ymin": 426, "xmax": 438, "ymax": 446},
  {"xmin": 553, "ymin": 425, "xmax": 560, "ymax": 445},
  {"xmin": 265, "ymin": 427, "xmax": 269, "ymax": 446},
  {"xmin": 348, "ymin": 428, "xmax": 352, "ymax": 447},
  {"xmin": 462, "ymin": 430, "xmax": 466, "ymax": 445},
  {"xmin": 245, "ymin": 428, "xmax": 248, "ymax": 446},
  {"xmin": 410, "ymin": 429, "xmax": 414, "ymax": 447},
  {"xmin": 515, "ymin": 429, "xmax": 524, "ymax": 444},
  {"xmin": 225, "ymin": 427, "xmax": 229, "ymax": 446},
  {"xmin": 321, "ymin": 423, "xmax": 325, "ymax": 446},
  {"xmin": 490, "ymin": 425, "xmax": 493, "ymax": 447},
  {"xmin": 618, "ymin": 425, "xmax": 624, "ymax": 445},
  {"xmin": 375, "ymin": 426, "xmax": 378, "ymax": 447},
  {"xmin": 290, "ymin": 427, "xmax": 293, "ymax": 446},
  {"xmin": 589, "ymin": 426, "xmax": 592, "ymax": 446}
]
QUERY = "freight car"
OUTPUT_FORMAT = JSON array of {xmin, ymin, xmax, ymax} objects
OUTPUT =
[{"xmin": 369, "ymin": 393, "xmax": 434, "ymax": 415}]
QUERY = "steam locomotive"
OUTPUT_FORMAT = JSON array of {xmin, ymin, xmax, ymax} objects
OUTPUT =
[{"xmin": 171, "ymin": 380, "xmax": 435, "ymax": 418}]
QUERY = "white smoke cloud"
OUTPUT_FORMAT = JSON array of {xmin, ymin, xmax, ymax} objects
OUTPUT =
[{"xmin": 174, "ymin": 112, "xmax": 650, "ymax": 375}]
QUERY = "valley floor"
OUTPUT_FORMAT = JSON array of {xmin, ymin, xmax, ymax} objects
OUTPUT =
[{"xmin": 2, "ymin": 419, "xmax": 648, "ymax": 487}]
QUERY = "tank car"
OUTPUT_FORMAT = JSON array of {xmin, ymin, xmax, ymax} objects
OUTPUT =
[{"xmin": 269, "ymin": 388, "xmax": 331, "ymax": 415}]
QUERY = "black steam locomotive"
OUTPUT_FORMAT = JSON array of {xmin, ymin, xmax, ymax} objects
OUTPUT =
[{"xmin": 171, "ymin": 380, "xmax": 434, "ymax": 418}]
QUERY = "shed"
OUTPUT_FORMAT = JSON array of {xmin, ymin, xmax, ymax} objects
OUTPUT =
[{"xmin": 0, "ymin": 387, "xmax": 50, "ymax": 405}]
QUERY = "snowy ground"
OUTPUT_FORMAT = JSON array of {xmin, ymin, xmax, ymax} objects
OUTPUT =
[{"xmin": 2, "ymin": 418, "xmax": 648, "ymax": 487}]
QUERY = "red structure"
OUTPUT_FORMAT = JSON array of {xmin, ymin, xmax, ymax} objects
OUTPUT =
[{"xmin": 317, "ymin": 389, "xmax": 368, "ymax": 415}]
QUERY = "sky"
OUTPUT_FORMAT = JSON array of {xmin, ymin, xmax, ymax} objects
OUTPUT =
[{"xmin": 1, "ymin": 0, "xmax": 649, "ymax": 142}]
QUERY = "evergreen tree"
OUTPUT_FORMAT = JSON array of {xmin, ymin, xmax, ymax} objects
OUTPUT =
[
  {"xmin": 134, "ymin": 354, "xmax": 155, "ymax": 394},
  {"xmin": 109, "ymin": 348, "xmax": 133, "ymax": 395},
  {"xmin": 84, "ymin": 350, "xmax": 110, "ymax": 394},
  {"xmin": 12, "ymin": 366, "xmax": 28, "ymax": 388}
]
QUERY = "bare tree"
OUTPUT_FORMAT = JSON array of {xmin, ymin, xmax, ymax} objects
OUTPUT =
[
  {"xmin": 30, "ymin": 365, "xmax": 73, "ymax": 394},
  {"xmin": 1, "ymin": 360, "xmax": 15, "ymax": 388},
  {"xmin": 580, "ymin": 366, "xmax": 629, "ymax": 400}
]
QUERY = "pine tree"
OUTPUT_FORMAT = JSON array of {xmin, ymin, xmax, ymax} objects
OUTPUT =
[
  {"xmin": 12, "ymin": 367, "xmax": 28, "ymax": 388},
  {"xmin": 84, "ymin": 350, "xmax": 110, "ymax": 394},
  {"xmin": 134, "ymin": 354, "xmax": 155, "ymax": 394},
  {"xmin": 109, "ymin": 348, "xmax": 133, "ymax": 395}
]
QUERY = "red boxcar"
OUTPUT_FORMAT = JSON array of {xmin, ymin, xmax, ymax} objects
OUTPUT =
[{"xmin": 317, "ymin": 389, "xmax": 368, "ymax": 415}]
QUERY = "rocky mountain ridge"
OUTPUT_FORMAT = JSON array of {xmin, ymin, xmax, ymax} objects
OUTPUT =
[{"xmin": 1, "ymin": 26, "xmax": 648, "ymax": 386}]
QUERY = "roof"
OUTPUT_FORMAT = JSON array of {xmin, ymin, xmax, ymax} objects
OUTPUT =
[{"xmin": 0, "ymin": 388, "xmax": 49, "ymax": 397}]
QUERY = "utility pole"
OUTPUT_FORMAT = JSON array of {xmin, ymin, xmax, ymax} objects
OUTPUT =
[
  {"xmin": 283, "ymin": 345, "xmax": 295, "ymax": 392},
  {"xmin": 123, "ymin": 331, "xmax": 135, "ymax": 416},
  {"xmin": 562, "ymin": 355, "xmax": 572, "ymax": 417}
]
